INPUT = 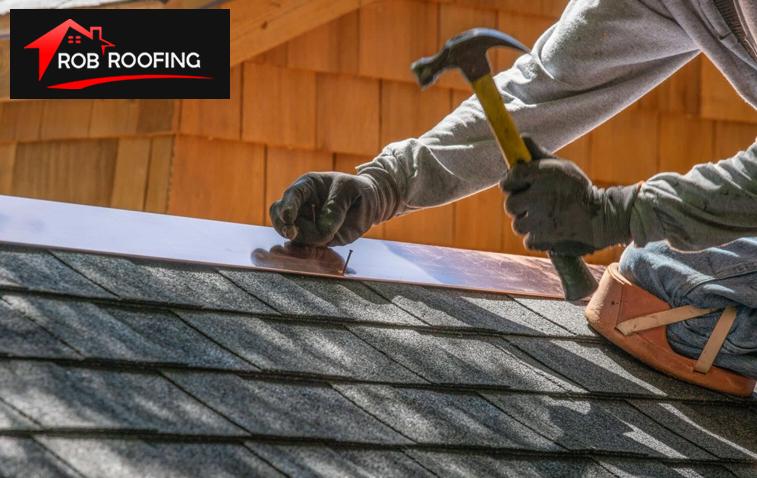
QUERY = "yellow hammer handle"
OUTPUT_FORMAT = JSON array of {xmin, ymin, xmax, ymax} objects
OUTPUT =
[{"xmin": 471, "ymin": 74, "xmax": 531, "ymax": 168}]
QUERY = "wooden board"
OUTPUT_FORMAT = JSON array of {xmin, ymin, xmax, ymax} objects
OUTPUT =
[
  {"xmin": 384, "ymin": 204, "xmax": 455, "ymax": 248},
  {"xmin": 39, "ymin": 99, "xmax": 93, "ymax": 140},
  {"xmin": 0, "ymin": 101, "xmax": 45, "ymax": 141},
  {"xmin": 265, "ymin": 147, "xmax": 334, "ymax": 225},
  {"xmin": 0, "ymin": 142, "xmax": 15, "ymax": 195},
  {"xmin": 179, "ymin": 65, "xmax": 242, "ymax": 140},
  {"xmin": 110, "ymin": 138, "xmax": 152, "ymax": 211},
  {"xmin": 242, "ymin": 62, "xmax": 316, "ymax": 149},
  {"xmin": 359, "ymin": 0, "xmax": 438, "ymax": 83},
  {"xmin": 143, "ymin": 136, "xmax": 175, "ymax": 214},
  {"xmin": 454, "ymin": 186, "xmax": 503, "ymax": 251},
  {"xmin": 380, "ymin": 81, "xmax": 451, "ymax": 145},
  {"xmin": 636, "ymin": 56, "xmax": 701, "ymax": 115},
  {"xmin": 658, "ymin": 114, "xmax": 713, "ymax": 174},
  {"xmin": 169, "ymin": 137, "xmax": 265, "ymax": 224},
  {"xmin": 713, "ymin": 121, "xmax": 757, "ymax": 159},
  {"xmin": 90, "ymin": 99, "xmax": 140, "ymax": 137},
  {"xmin": 316, "ymin": 73, "xmax": 380, "ymax": 155},
  {"xmin": 12, "ymin": 139, "xmax": 118, "ymax": 207},
  {"xmin": 700, "ymin": 58, "xmax": 757, "ymax": 124},
  {"xmin": 136, "ymin": 99, "xmax": 179, "ymax": 134},
  {"xmin": 494, "ymin": 11, "xmax": 556, "ymax": 73},
  {"xmin": 437, "ymin": 5, "xmax": 497, "ymax": 90},
  {"xmin": 287, "ymin": 11, "xmax": 359, "ymax": 74}
]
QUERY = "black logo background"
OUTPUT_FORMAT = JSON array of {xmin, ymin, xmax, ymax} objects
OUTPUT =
[{"xmin": 11, "ymin": 9, "xmax": 230, "ymax": 99}]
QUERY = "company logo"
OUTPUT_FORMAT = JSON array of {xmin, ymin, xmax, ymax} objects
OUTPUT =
[{"xmin": 12, "ymin": 10, "xmax": 230, "ymax": 99}]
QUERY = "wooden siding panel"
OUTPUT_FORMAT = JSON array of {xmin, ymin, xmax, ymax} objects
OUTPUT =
[
  {"xmin": 380, "ymin": 81, "xmax": 451, "ymax": 145},
  {"xmin": 494, "ymin": 11, "xmax": 555, "ymax": 73},
  {"xmin": 180, "ymin": 65, "xmax": 242, "ymax": 140},
  {"xmin": 590, "ymin": 109, "xmax": 659, "ymax": 185},
  {"xmin": 143, "ymin": 136, "xmax": 175, "ymax": 214},
  {"xmin": 12, "ymin": 139, "xmax": 118, "ymax": 206},
  {"xmin": 713, "ymin": 121, "xmax": 757, "ymax": 159},
  {"xmin": 287, "ymin": 12, "xmax": 359, "ymax": 74},
  {"xmin": 0, "ymin": 142, "xmax": 15, "ymax": 195},
  {"xmin": 90, "ymin": 99, "xmax": 140, "ymax": 137},
  {"xmin": 0, "ymin": 101, "xmax": 45, "ymax": 141},
  {"xmin": 658, "ymin": 114, "xmax": 713, "ymax": 174},
  {"xmin": 265, "ymin": 147, "xmax": 334, "ymax": 226},
  {"xmin": 243, "ymin": 62, "xmax": 316, "ymax": 149},
  {"xmin": 384, "ymin": 204, "xmax": 455, "ymax": 247},
  {"xmin": 137, "ymin": 99, "xmax": 179, "ymax": 134},
  {"xmin": 454, "ymin": 186, "xmax": 503, "ymax": 251},
  {"xmin": 316, "ymin": 73, "xmax": 380, "ymax": 155},
  {"xmin": 359, "ymin": 0, "xmax": 439, "ymax": 83},
  {"xmin": 700, "ymin": 58, "xmax": 757, "ymax": 123},
  {"xmin": 110, "ymin": 138, "xmax": 152, "ymax": 211},
  {"xmin": 169, "ymin": 137, "xmax": 266, "ymax": 225},
  {"xmin": 39, "ymin": 99, "xmax": 93, "ymax": 140}
]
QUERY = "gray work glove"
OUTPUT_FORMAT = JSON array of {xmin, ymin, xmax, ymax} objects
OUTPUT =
[
  {"xmin": 499, "ymin": 137, "xmax": 639, "ymax": 256},
  {"xmin": 269, "ymin": 170, "xmax": 397, "ymax": 247}
]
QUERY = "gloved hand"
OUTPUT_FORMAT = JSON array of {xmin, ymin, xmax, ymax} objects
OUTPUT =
[
  {"xmin": 269, "ymin": 171, "xmax": 397, "ymax": 247},
  {"xmin": 499, "ymin": 137, "xmax": 640, "ymax": 256}
]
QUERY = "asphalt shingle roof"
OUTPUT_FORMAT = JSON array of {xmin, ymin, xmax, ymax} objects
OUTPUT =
[{"xmin": 0, "ymin": 243, "xmax": 755, "ymax": 477}]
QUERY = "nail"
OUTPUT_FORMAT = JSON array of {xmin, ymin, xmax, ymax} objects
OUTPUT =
[{"xmin": 342, "ymin": 249, "xmax": 353, "ymax": 275}]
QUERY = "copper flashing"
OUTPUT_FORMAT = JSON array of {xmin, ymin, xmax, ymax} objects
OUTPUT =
[{"xmin": 0, "ymin": 195, "xmax": 604, "ymax": 298}]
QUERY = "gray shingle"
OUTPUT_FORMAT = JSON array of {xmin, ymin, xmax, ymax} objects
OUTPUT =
[
  {"xmin": 333, "ymin": 384, "xmax": 560, "ymax": 449},
  {"xmin": 39, "ymin": 438, "xmax": 285, "ymax": 478},
  {"xmin": 596, "ymin": 459, "xmax": 707, "ymax": 478},
  {"xmin": 178, "ymin": 311, "xmax": 423, "ymax": 382},
  {"xmin": 406, "ymin": 450, "xmax": 615, "ymax": 478},
  {"xmin": 727, "ymin": 464, "xmax": 757, "ymax": 478},
  {"xmin": 53, "ymin": 252, "xmax": 275, "ymax": 314},
  {"xmin": 0, "ymin": 362, "xmax": 245, "ymax": 435},
  {"xmin": 0, "ymin": 298, "xmax": 80, "ymax": 359},
  {"xmin": 246, "ymin": 444, "xmax": 435, "ymax": 478},
  {"xmin": 0, "ymin": 399, "xmax": 39, "ymax": 430},
  {"xmin": 225, "ymin": 271, "xmax": 422, "ymax": 324},
  {"xmin": 482, "ymin": 393, "xmax": 712, "ymax": 458},
  {"xmin": 348, "ymin": 326, "xmax": 565, "ymax": 391},
  {"xmin": 365, "ymin": 281, "xmax": 571, "ymax": 335},
  {"xmin": 0, "ymin": 437, "xmax": 81, "ymax": 478},
  {"xmin": 629, "ymin": 400, "xmax": 757, "ymax": 460},
  {"xmin": 510, "ymin": 295, "xmax": 598, "ymax": 336},
  {"xmin": 4, "ymin": 295, "xmax": 254, "ymax": 369},
  {"xmin": 670, "ymin": 465, "xmax": 745, "ymax": 478},
  {"xmin": 0, "ymin": 248, "xmax": 112, "ymax": 298},
  {"xmin": 510, "ymin": 338, "xmax": 724, "ymax": 400},
  {"xmin": 164, "ymin": 372, "xmax": 410, "ymax": 444}
]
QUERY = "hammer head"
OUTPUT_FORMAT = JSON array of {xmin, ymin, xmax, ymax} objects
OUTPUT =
[{"xmin": 411, "ymin": 28, "xmax": 530, "ymax": 88}]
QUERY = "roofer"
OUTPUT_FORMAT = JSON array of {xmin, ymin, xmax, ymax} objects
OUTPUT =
[{"xmin": 270, "ymin": 0, "xmax": 757, "ymax": 387}]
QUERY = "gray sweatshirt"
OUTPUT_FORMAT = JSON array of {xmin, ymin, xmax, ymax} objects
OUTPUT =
[{"xmin": 358, "ymin": 0, "xmax": 757, "ymax": 252}]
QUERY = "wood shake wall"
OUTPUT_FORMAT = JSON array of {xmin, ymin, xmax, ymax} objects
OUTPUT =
[{"xmin": 1, "ymin": 0, "xmax": 756, "ymax": 264}]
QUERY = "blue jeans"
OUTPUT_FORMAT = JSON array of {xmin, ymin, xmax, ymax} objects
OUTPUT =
[{"xmin": 618, "ymin": 239, "xmax": 757, "ymax": 380}]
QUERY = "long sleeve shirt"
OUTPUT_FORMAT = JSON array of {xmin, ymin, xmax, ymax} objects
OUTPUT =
[{"xmin": 357, "ymin": 0, "xmax": 757, "ymax": 252}]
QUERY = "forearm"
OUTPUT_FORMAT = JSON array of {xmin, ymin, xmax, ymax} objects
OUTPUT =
[
  {"xmin": 358, "ymin": 0, "xmax": 698, "ymax": 218},
  {"xmin": 631, "ymin": 142, "xmax": 757, "ymax": 251}
]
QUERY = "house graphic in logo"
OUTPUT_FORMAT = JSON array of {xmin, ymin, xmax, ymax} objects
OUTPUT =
[{"xmin": 25, "ymin": 19, "xmax": 115, "ymax": 80}]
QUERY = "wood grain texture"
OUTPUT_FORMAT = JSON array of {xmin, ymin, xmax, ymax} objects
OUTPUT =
[
  {"xmin": 0, "ymin": 101, "xmax": 45, "ymax": 141},
  {"xmin": 287, "ymin": 11, "xmax": 359, "ymax": 74},
  {"xmin": 658, "ymin": 114, "xmax": 713, "ymax": 174},
  {"xmin": 555, "ymin": 133, "xmax": 591, "ymax": 172},
  {"xmin": 12, "ymin": 139, "xmax": 118, "ymax": 206},
  {"xmin": 228, "ymin": 0, "xmax": 359, "ymax": 67},
  {"xmin": 437, "ymin": 5, "xmax": 497, "ymax": 90},
  {"xmin": 0, "ymin": 40, "xmax": 8, "ymax": 100},
  {"xmin": 137, "ymin": 99, "xmax": 179, "ymax": 134},
  {"xmin": 380, "ymin": 81, "xmax": 451, "ymax": 145},
  {"xmin": 316, "ymin": 73, "xmax": 380, "ymax": 155},
  {"xmin": 636, "ymin": 56, "xmax": 701, "ymax": 115},
  {"xmin": 454, "ymin": 186, "xmax": 503, "ymax": 251},
  {"xmin": 590, "ymin": 109, "xmax": 659, "ymax": 184},
  {"xmin": 180, "ymin": 65, "xmax": 242, "ymax": 140},
  {"xmin": 39, "ymin": 99, "xmax": 93, "ymax": 140},
  {"xmin": 0, "ymin": 142, "xmax": 15, "ymax": 195},
  {"xmin": 359, "ymin": 0, "xmax": 439, "ymax": 83},
  {"xmin": 713, "ymin": 121, "xmax": 757, "ymax": 159},
  {"xmin": 494, "ymin": 11, "xmax": 555, "ymax": 73},
  {"xmin": 700, "ymin": 58, "xmax": 757, "ymax": 123},
  {"xmin": 334, "ymin": 153, "xmax": 385, "ymax": 239},
  {"xmin": 110, "ymin": 138, "xmax": 152, "ymax": 211},
  {"xmin": 384, "ymin": 203, "xmax": 456, "ymax": 247},
  {"xmin": 265, "ymin": 147, "xmax": 334, "ymax": 226},
  {"xmin": 243, "ymin": 62, "xmax": 316, "ymax": 149},
  {"xmin": 90, "ymin": 99, "xmax": 140, "ymax": 137},
  {"xmin": 143, "ymin": 136, "xmax": 175, "ymax": 214},
  {"xmin": 169, "ymin": 137, "xmax": 266, "ymax": 225}
]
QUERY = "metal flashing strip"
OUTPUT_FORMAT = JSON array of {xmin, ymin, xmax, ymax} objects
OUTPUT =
[{"xmin": 0, "ymin": 195, "xmax": 604, "ymax": 298}]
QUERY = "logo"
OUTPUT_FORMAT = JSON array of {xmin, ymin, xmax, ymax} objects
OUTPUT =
[{"xmin": 12, "ymin": 9, "xmax": 230, "ymax": 99}]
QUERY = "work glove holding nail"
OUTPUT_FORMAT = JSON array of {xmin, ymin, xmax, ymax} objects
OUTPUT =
[
  {"xmin": 499, "ymin": 137, "xmax": 640, "ymax": 256},
  {"xmin": 269, "ymin": 170, "xmax": 398, "ymax": 247}
]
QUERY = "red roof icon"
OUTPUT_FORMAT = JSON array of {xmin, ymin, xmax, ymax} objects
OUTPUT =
[{"xmin": 25, "ymin": 19, "xmax": 115, "ymax": 80}]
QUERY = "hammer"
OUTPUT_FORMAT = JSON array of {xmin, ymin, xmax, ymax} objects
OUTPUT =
[{"xmin": 411, "ymin": 28, "xmax": 598, "ymax": 302}]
